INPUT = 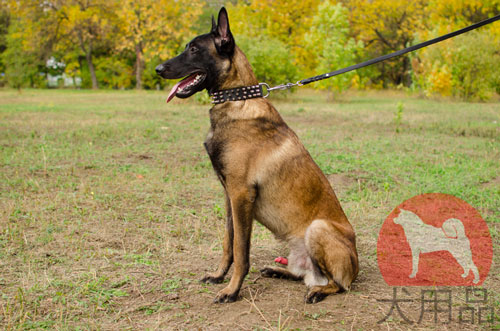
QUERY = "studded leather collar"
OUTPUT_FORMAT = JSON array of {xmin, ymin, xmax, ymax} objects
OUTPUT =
[{"xmin": 210, "ymin": 84, "xmax": 265, "ymax": 104}]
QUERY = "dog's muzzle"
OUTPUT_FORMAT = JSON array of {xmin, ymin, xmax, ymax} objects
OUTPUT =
[{"xmin": 155, "ymin": 64, "xmax": 166, "ymax": 75}]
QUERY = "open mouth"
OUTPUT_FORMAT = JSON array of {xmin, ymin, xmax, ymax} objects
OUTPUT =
[{"xmin": 166, "ymin": 72, "xmax": 206, "ymax": 103}]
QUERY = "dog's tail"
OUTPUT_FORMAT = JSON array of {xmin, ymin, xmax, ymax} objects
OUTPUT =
[{"xmin": 442, "ymin": 218, "xmax": 466, "ymax": 239}]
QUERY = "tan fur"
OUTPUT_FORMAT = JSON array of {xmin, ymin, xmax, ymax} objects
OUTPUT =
[
  {"xmin": 200, "ymin": 23, "xmax": 358, "ymax": 304},
  {"xmin": 220, "ymin": 46, "xmax": 259, "ymax": 90}
]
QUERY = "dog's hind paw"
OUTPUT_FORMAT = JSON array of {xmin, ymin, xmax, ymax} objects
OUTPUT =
[
  {"xmin": 260, "ymin": 267, "xmax": 285, "ymax": 278},
  {"xmin": 200, "ymin": 274, "xmax": 224, "ymax": 284},
  {"xmin": 260, "ymin": 267, "xmax": 302, "ymax": 281},
  {"xmin": 213, "ymin": 287, "xmax": 239, "ymax": 303},
  {"xmin": 305, "ymin": 290, "xmax": 327, "ymax": 304}
]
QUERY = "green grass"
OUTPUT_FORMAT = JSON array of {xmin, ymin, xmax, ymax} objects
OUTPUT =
[{"xmin": 0, "ymin": 88, "xmax": 498, "ymax": 329}]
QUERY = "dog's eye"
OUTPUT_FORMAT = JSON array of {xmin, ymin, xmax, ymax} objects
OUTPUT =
[{"xmin": 190, "ymin": 46, "xmax": 198, "ymax": 53}]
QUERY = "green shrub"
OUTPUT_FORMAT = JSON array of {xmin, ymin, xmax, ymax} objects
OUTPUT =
[
  {"xmin": 2, "ymin": 20, "xmax": 45, "ymax": 89},
  {"xmin": 94, "ymin": 56, "xmax": 133, "ymax": 89},
  {"xmin": 304, "ymin": 1, "xmax": 363, "ymax": 93},
  {"xmin": 450, "ymin": 31, "xmax": 500, "ymax": 101},
  {"xmin": 414, "ymin": 30, "xmax": 500, "ymax": 101},
  {"xmin": 235, "ymin": 33, "xmax": 299, "ymax": 87},
  {"xmin": 142, "ymin": 56, "xmax": 168, "ymax": 90}
]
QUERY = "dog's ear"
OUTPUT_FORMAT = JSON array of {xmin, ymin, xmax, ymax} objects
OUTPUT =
[
  {"xmin": 213, "ymin": 7, "xmax": 234, "ymax": 55},
  {"xmin": 211, "ymin": 15, "xmax": 217, "ymax": 33}
]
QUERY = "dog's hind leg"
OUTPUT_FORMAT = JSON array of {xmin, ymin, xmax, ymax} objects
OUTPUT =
[
  {"xmin": 201, "ymin": 194, "xmax": 234, "ymax": 284},
  {"xmin": 260, "ymin": 238, "xmax": 309, "ymax": 281},
  {"xmin": 304, "ymin": 220, "xmax": 358, "ymax": 304}
]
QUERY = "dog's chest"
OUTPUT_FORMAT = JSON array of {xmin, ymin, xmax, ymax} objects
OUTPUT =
[
  {"xmin": 203, "ymin": 115, "xmax": 263, "ymax": 182},
  {"xmin": 204, "ymin": 129, "xmax": 227, "ymax": 183}
]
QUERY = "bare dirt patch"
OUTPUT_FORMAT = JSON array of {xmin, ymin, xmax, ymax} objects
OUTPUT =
[
  {"xmin": 326, "ymin": 173, "xmax": 356, "ymax": 194},
  {"xmin": 481, "ymin": 176, "xmax": 500, "ymax": 189}
]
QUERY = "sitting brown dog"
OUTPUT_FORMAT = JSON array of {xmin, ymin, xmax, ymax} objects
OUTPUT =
[{"xmin": 155, "ymin": 7, "xmax": 358, "ymax": 304}]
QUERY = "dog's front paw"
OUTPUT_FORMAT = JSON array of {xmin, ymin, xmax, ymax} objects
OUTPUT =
[
  {"xmin": 200, "ymin": 274, "xmax": 224, "ymax": 284},
  {"xmin": 213, "ymin": 287, "xmax": 239, "ymax": 303}
]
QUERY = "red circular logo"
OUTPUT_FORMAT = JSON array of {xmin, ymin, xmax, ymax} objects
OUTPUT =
[{"xmin": 377, "ymin": 193, "xmax": 492, "ymax": 286}]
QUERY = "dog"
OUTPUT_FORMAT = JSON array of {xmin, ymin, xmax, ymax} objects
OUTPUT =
[
  {"xmin": 155, "ymin": 7, "xmax": 358, "ymax": 303},
  {"xmin": 393, "ymin": 209, "xmax": 479, "ymax": 284}
]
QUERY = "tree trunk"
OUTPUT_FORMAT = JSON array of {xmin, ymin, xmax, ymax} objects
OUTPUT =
[
  {"xmin": 77, "ymin": 31, "xmax": 98, "ymax": 89},
  {"xmin": 402, "ymin": 56, "xmax": 412, "ymax": 87},
  {"xmin": 135, "ymin": 42, "xmax": 144, "ymax": 89},
  {"xmin": 86, "ymin": 51, "xmax": 98, "ymax": 89}
]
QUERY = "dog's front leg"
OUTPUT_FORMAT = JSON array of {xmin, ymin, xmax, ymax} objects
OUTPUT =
[
  {"xmin": 201, "ymin": 194, "xmax": 234, "ymax": 284},
  {"xmin": 213, "ymin": 186, "xmax": 254, "ymax": 303}
]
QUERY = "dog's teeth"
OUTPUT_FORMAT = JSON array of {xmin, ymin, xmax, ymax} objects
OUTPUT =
[{"xmin": 181, "ymin": 74, "xmax": 202, "ymax": 91}]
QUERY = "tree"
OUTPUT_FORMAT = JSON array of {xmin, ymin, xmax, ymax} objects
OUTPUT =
[
  {"xmin": 2, "ymin": 19, "xmax": 43, "ymax": 89},
  {"xmin": 54, "ymin": 0, "xmax": 120, "ymax": 89},
  {"xmin": 7, "ymin": 0, "xmax": 120, "ymax": 90},
  {"xmin": 116, "ymin": 0, "xmax": 202, "ymax": 89},
  {"xmin": 0, "ymin": 3, "xmax": 9, "ymax": 82},
  {"xmin": 236, "ymin": 34, "xmax": 298, "ymax": 86},
  {"xmin": 228, "ymin": 0, "xmax": 321, "ymax": 67},
  {"xmin": 411, "ymin": 0, "xmax": 500, "ymax": 99},
  {"xmin": 4, "ymin": 0, "xmax": 61, "ymax": 88},
  {"xmin": 413, "ymin": 29, "xmax": 500, "ymax": 100},
  {"xmin": 304, "ymin": 2, "xmax": 363, "ymax": 93},
  {"xmin": 346, "ymin": 0, "xmax": 428, "ymax": 87},
  {"xmin": 428, "ymin": 0, "xmax": 500, "ymax": 26}
]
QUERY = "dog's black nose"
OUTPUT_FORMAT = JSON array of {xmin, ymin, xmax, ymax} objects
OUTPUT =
[{"xmin": 155, "ymin": 64, "xmax": 165, "ymax": 75}]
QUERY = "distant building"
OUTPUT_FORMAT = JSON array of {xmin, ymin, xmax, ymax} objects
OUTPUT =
[
  {"xmin": 47, "ymin": 73, "xmax": 82, "ymax": 88},
  {"xmin": 46, "ymin": 57, "xmax": 82, "ymax": 88}
]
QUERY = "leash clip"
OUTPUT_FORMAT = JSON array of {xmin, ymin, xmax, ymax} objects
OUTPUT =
[{"xmin": 260, "ymin": 81, "xmax": 302, "ymax": 98}]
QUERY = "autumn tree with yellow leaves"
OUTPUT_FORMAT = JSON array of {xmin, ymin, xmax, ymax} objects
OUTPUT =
[
  {"xmin": 0, "ymin": 0, "xmax": 499, "ymax": 98},
  {"xmin": 413, "ymin": 0, "xmax": 500, "ymax": 99},
  {"xmin": 228, "ymin": 0, "xmax": 321, "ymax": 66},
  {"xmin": 57, "ymin": 0, "xmax": 121, "ymax": 89},
  {"xmin": 2, "ymin": 0, "xmax": 201, "ymax": 89},
  {"xmin": 7, "ymin": 0, "xmax": 121, "ymax": 89},
  {"xmin": 345, "ymin": 0, "xmax": 428, "ymax": 88},
  {"xmin": 116, "ymin": 0, "xmax": 202, "ymax": 89}
]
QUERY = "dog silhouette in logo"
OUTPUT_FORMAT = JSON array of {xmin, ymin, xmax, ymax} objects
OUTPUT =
[{"xmin": 393, "ymin": 209, "xmax": 479, "ymax": 284}]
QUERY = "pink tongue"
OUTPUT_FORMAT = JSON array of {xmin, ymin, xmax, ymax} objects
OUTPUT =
[
  {"xmin": 166, "ymin": 73, "xmax": 199, "ymax": 103},
  {"xmin": 166, "ymin": 80, "xmax": 183, "ymax": 103}
]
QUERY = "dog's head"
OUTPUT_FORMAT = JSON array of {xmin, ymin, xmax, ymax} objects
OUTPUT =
[{"xmin": 155, "ymin": 7, "xmax": 235, "ymax": 102}]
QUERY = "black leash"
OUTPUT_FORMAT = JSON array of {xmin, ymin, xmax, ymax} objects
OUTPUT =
[{"xmin": 211, "ymin": 13, "xmax": 500, "ymax": 104}]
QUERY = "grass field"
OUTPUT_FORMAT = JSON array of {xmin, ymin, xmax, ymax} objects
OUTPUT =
[{"xmin": 0, "ymin": 88, "xmax": 499, "ymax": 330}]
